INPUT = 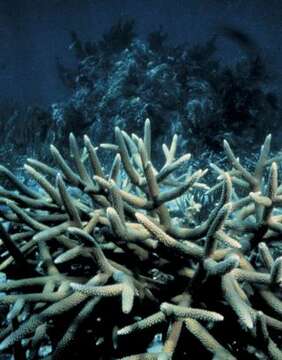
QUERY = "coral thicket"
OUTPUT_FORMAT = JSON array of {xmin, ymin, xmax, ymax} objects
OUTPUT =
[{"xmin": 0, "ymin": 119, "xmax": 281, "ymax": 359}]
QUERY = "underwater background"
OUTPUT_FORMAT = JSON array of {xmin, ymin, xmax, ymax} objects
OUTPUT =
[{"xmin": 0, "ymin": 0, "xmax": 282, "ymax": 359}]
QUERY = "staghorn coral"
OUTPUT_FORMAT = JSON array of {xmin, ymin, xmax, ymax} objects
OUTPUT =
[{"xmin": 0, "ymin": 120, "xmax": 281, "ymax": 359}]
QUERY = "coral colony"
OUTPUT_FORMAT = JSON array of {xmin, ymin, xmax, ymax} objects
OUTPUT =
[{"xmin": 0, "ymin": 118, "xmax": 281, "ymax": 359}]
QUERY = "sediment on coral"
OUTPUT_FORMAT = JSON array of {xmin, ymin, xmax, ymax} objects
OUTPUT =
[{"xmin": 0, "ymin": 119, "xmax": 281, "ymax": 359}]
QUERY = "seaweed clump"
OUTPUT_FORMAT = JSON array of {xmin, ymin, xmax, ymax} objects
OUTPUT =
[
  {"xmin": 54, "ymin": 20, "xmax": 281, "ymax": 155},
  {"xmin": 0, "ymin": 119, "xmax": 281, "ymax": 359}
]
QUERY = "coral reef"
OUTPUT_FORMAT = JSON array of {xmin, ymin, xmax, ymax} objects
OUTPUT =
[
  {"xmin": 0, "ymin": 119, "xmax": 281, "ymax": 359},
  {"xmin": 1, "ymin": 19, "xmax": 281, "ymax": 181}
]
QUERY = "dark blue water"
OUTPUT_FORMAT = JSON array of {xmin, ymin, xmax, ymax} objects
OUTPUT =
[{"xmin": 0, "ymin": 0, "xmax": 281, "ymax": 107}]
